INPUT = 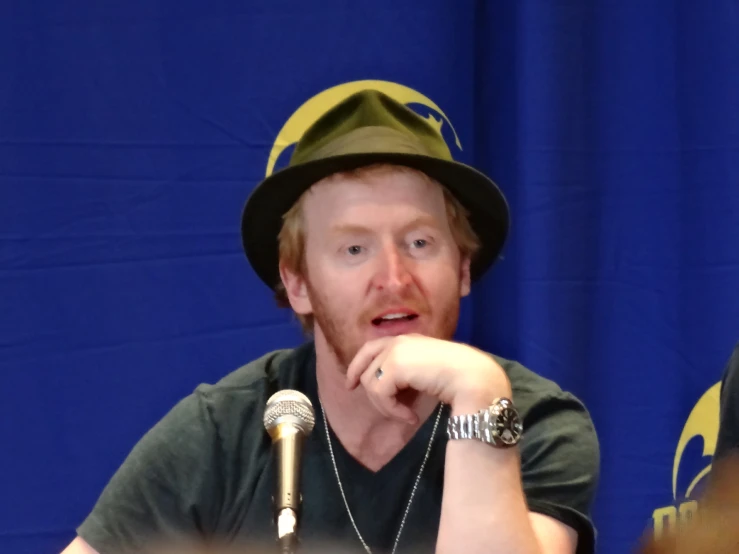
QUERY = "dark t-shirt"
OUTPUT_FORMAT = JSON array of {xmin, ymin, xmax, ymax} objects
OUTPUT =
[
  {"xmin": 714, "ymin": 342, "xmax": 739, "ymax": 462},
  {"xmin": 77, "ymin": 342, "xmax": 600, "ymax": 554}
]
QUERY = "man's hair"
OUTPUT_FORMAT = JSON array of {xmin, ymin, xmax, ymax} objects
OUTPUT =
[{"xmin": 274, "ymin": 164, "xmax": 481, "ymax": 334}]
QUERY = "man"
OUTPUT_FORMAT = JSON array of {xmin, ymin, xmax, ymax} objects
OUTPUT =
[
  {"xmin": 636, "ymin": 343, "xmax": 739, "ymax": 554},
  {"xmin": 636, "ymin": 461, "xmax": 739, "ymax": 554},
  {"xmin": 714, "ymin": 342, "xmax": 739, "ymax": 463},
  {"xmin": 62, "ymin": 90, "xmax": 600, "ymax": 554}
]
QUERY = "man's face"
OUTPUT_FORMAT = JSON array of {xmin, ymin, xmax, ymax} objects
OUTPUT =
[{"xmin": 283, "ymin": 167, "xmax": 472, "ymax": 370}]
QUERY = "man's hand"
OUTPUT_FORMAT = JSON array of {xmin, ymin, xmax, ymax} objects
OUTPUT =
[{"xmin": 345, "ymin": 334, "xmax": 511, "ymax": 423}]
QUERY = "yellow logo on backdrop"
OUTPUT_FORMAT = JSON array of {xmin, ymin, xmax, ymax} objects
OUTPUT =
[
  {"xmin": 266, "ymin": 80, "xmax": 462, "ymax": 177},
  {"xmin": 651, "ymin": 382, "xmax": 721, "ymax": 538}
]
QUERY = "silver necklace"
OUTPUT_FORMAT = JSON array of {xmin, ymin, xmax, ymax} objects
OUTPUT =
[{"xmin": 319, "ymin": 400, "xmax": 444, "ymax": 554}]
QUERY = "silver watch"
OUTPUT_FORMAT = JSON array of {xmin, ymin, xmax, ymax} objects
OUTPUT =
[{"xmin": 446, "ymin": 397, "xmax": 523, "ymax": 447}]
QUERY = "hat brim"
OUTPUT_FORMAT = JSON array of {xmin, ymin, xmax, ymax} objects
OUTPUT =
[{"xmin": 241, "ymin": 152, "xmax": 509, "ymax": 290}]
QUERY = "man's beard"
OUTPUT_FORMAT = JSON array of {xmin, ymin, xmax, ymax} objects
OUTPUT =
[{"xmin": 306, "ymin": 280, "xmax": 461, "ymax": 371}]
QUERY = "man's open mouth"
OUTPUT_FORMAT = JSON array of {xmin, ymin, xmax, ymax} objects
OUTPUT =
[{"xmin": 371, "ymin": 313, "xmax": 419, "ymax": 326}]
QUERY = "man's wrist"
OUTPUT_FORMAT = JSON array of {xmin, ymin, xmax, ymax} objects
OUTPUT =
[{"xmin": 448, "ymin": 390, "xmax": 523, "ymax": 449}]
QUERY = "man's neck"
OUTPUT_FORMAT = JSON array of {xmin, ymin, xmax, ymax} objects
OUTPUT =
[{"xmin": 314, "ymin": 342, "xmax": 439, "ymax": 472}]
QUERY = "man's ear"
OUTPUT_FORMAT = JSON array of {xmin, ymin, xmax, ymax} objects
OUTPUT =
[
  {"xmin": 459, "ymin": 255, "xmax": 472, "ymax": 297},
  {"xmin": 279, "ymin": 261, "xmax": 313, "ymax": 315}
]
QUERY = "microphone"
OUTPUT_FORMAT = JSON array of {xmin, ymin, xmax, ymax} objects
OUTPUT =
[{"xmin": 263, "ymin": 389, "xmax": 316, "ymax": 553}]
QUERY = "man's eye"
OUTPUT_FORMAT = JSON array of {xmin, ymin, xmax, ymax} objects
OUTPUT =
[
  {"xmin": 411, "ymin": 239, "xmax": 427, "ymax": 248},
  {"xmin": 347, "ymin": 245, "xmax": 363, "ymax": 255}
]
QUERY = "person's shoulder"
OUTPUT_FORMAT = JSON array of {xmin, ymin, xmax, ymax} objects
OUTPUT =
[
  {"xmin": 491, "ymin": 353, "xmax": 586, "ymax": 415},
  {"xmin": 489, "ymin": 351, "xmax": 599, "ymax": 459},
  {"xmin": 721, "ymin": 341, "xmax": 739, "ymax": 383},
  {"xmin": 205, "ymin": 341, "xmax": 313, "ymax": 389},
  {"xmin": 718, "ymin": 341, "xmax": 739, "ymax": 415},
  {"xmin": 714, "ymin": 340, "xmax": 739, "ymax": 462},
  {"xmin": 72, "ymin": 347, "xmax": 317, "ymax": 552},
  {"xmin": 121, "ymin": 342, "xmax": 315, "ymax": 450},
  {"xmin": 193, "ymin": 341, "xmax": 316, "ymax": 414}
]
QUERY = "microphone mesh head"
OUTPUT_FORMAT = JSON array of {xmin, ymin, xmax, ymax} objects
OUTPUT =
[{"xmin": 263, "ymin": 389, "xmax": 316, "ymax": 435}]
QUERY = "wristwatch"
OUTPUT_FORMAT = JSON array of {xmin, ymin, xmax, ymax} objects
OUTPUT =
[{"xmin": 446, "ymin": 397, "xmax": 523, "ymax": 447}]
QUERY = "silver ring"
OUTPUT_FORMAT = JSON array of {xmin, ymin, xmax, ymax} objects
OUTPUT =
[{"xmin": 375, "ymin": 368, "xmax": 384, "ymax": 380}]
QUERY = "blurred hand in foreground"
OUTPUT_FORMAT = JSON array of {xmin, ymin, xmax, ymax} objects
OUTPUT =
[{"xmin": 636, "ymin": 453, "xmax": 739, "ymax": 554}]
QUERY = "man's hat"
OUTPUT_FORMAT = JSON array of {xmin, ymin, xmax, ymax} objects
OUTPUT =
[{"xmin": 241, "ymin": 89, "xmax": 510, "ymax": 289}]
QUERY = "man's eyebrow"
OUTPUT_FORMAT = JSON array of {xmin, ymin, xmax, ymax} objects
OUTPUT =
[
  {"xmin": 328, "ymin": 223, "xmax": 373, "ymax": 236},
  {"xmin": 398, "ymin": 214, "xmax": 442, "ymax": 233}
]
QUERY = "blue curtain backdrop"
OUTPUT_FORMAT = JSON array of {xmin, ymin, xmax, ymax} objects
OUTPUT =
[{"xmin": 1, "ymin": 1, "xmax": 737, "ymax": 553}]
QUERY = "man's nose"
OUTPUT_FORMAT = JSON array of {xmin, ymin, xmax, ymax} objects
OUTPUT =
[{"xmin": 374, "ymin": 244, "xmax": 413, "ymax": 292}]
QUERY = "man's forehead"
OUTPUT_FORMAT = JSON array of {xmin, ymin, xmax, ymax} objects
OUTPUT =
[
  {"xmin": 304, "ymin": 170, "xmax": 443, "ymax": 207},
  {"xmin": 302, "ymin": 199, "xmax": 448, "ymax": 242}
]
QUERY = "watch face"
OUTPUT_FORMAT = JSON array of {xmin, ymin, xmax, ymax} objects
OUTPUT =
[{"xmin": 491, "ymin": 401, "xmax": 523, "ymax": 446}]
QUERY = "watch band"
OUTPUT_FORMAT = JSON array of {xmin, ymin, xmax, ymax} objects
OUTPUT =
[
  {"xmin": 446, "ymin": 412, "xmax": 479, "ymax": 440},
  {"xmin": 446, "ymin": 397, "xmax": 522, "ymax": 447}
]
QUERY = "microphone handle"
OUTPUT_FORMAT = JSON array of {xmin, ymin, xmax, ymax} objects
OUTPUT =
[
  {"xmin": 274, "ymin": 425, "xmax": 305, "ymax": 553},
  {"xmin": 275, "ymin": 425, "xmax": 304, "ymax": 512}
]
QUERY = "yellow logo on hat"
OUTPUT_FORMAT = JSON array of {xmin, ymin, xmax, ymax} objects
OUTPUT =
[
  {"xmin": 651, "ymin": 382, "xmax": 721, "ymax": 538},
  {"xmin": 266, "ymin": 80, "xmax": 462, "ymax": 177}
]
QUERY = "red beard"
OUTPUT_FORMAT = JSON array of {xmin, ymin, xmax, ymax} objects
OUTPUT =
[{"xmin": 307, "ymin": 280, "xmax": 460, "ymax": 370}]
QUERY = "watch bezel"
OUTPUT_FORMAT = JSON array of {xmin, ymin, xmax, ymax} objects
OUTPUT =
[{"xmin": 480, "ymin": 398, "xmax": 523, "ymax": 447}]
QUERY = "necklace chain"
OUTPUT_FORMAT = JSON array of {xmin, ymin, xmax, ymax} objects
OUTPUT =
[{"xmin": 319, "ymin": 401, "xmax": 444, "ymax": 554}]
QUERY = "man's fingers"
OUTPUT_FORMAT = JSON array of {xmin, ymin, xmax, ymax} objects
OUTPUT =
[{"xmin": 345, "ymin": 338, "xmax": 392, "ymax": 389}]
